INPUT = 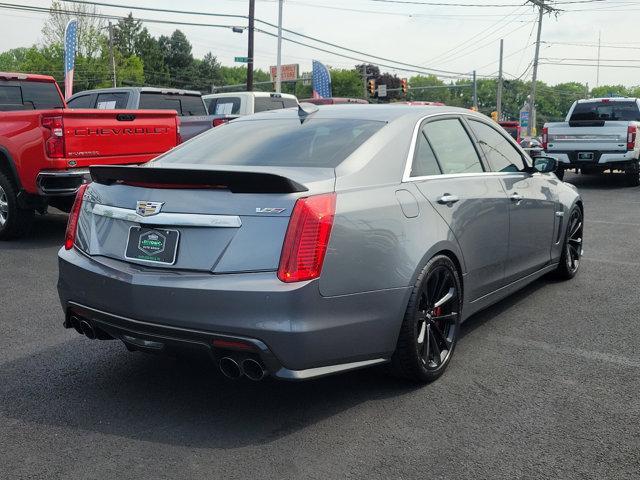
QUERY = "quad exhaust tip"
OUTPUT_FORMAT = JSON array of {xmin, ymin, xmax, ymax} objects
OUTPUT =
[
  {"xmin": 242, "ymin": 358, "xmax": 266, "ymax": 381},
  {"xmin": 219, "ymin": 357, "xmax": 242, "ymax": 379},
  {"xmin": 79, "ymin": 320, "xmax": 96, "ymax": 340}
]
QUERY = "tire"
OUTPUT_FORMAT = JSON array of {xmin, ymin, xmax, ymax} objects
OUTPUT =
[
  {"xmin": 0, "ymin": 171, "xmax": 34, "ymax": 240},
  {"xmin": 555, "ymin": 165, "xmax": 565, "ymax": 181},
  {"xmin": 392, "ymin": 255, "xmax": 462, "ymax": 383},
  {"xmin": 624, "ymin": 160, "xmax": 640, "ymax": 187},
  {"xmin": 554, "ymin": 205, "xmax": 583, "ymax": 280}
]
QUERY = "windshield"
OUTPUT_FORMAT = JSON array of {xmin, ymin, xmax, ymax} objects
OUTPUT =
[
  {"xmin": 570, "ymin": 101, "xmax": 640, "ymax": 122},
  {"xmin": 152, "ymin": 118, "xmax": 385, "ymax": 168}
]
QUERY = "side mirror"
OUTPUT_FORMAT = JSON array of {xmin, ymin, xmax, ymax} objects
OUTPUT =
[{"xmin": 532, "ymin": 156, "xmax": 557, "ymax": 174}]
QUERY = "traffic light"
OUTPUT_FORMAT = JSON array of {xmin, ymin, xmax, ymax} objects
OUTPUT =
[
  {"xmin": 401, "ymin": 78, "xmax": 407, "ymax": 95},
  {"xmin": 368, "ymin": 79, "xmax": 376, "ymax": 96},
  {"xmin": 490, "ymin": 111, "xmax": 499, "ymax": 122}
]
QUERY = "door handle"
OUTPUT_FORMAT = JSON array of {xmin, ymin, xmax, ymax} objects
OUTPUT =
[
  {"xmin": 437, "ymin": 194, "xmax": 459, "ymax": 204},
  {"xmin": 510, "ymin": 193, "xmax": 523, "ymax": 202}
]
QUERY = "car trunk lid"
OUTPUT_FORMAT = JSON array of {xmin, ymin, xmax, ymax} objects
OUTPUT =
[{"xmin": 76, "ymin": 165, "xmax": 335, "ymax": 273}]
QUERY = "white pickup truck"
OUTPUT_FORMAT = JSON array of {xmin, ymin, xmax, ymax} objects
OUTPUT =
[
  {"xmin": 543, "ymin": 97, "xmax": 640, "ymax": 185},
  {"xmin": 202, "ymin": 91, "xmax": 298, "ymax": 116}
]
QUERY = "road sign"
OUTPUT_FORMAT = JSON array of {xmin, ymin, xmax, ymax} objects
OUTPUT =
[
  {"xmin": 519, "ymin": 109, "xmax": 530, "ymax": 128},
  {"xmin": 270, "ymin": 64, "xmax": 299, "ymax": 82},
  {"xmin": 234, "ymin": 56, "xmax": 249, "ymax": 63},
  {"xmin": 377, "ymin": 84, "xmax": 387, "ymax": 97}
]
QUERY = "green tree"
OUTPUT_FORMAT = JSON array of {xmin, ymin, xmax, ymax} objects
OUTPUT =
[
  {"xmin": 330, "ymin": 69, "xmax": 363, "ymax": 98},
  {"xmin": 407, "ymin": 75, "xmax": 449, "ymax": 103},
  {"xmin": 42, "ymin": 1, "xmax": 105, "ymax": 57},
  {"xmin": 113, "ymin": 13, "xmax": 143, "ymax": 57}
]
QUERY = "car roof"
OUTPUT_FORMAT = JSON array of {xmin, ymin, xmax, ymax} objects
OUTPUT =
[
  {"xmin": 70, "ymin": 87, "xmax": 202, "ymax": 97},
  {"xmin": 234, "ymin": 103, "xmax": 482, "ymax": 123},
  {"xmin": 577, "ymin": 97, "xmax": 639, "ymax": 103},
  {"xmin": 0, "ymin": 72, "xmax": 56, "ymax": 83},
  {"xmin": 202, "ymin": 92, "xmax": 298, "ymax": 99}
]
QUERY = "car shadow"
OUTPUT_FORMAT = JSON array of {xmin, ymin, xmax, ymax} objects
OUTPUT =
[
  {"xmin": 563, "ymin": 171, "xmax": 638, "ymax": 190},
  {"xmin": 0, "ymin": 209, "xmax": 67, "ymax": 251},
  {"xmin": 0, "ymin": 335, "xmax": 420, "ymax": 450}
]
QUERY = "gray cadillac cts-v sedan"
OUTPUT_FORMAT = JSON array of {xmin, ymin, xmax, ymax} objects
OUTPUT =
[{"xmin": 57, "ymin": 104, "xmax": 583, "ymax": 383}]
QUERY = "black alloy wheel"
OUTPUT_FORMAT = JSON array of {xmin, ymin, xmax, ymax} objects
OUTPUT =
[{"xmin": 393, "ymin": 255, "xmax": 462, "ymax": 383}]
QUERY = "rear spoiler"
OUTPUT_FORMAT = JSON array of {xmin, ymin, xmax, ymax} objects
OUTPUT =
[{"xmin": 90, "ymin": 165, "xmax": 308, "ymax": 193}]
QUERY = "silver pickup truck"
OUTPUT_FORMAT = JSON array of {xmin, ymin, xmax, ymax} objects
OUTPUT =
[
  {"xmin": 543, "ymin": 97, "xmax": 640, "ymax": 185},
  {"xmin": 67, "ymin": 87, "xmax": 235, "ymax": 142}
]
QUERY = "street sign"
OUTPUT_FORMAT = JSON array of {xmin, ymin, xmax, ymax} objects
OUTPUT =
[
  {"xmin": 519, "ymin": 109, "xmax": 529, "ymax": 128},
  {"xmin": 377, "ymin": 84, "xmax": 387, "ymax": 97},
  {"xmin": 234, "ymin": 56, "xmax": 249, "ymax": 63},
  {"xmin": 270, "ymin": 64, "xmax": 299, "ymax": 82}
]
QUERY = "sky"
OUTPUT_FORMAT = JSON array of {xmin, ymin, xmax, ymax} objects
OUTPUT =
[{"xmin": 2, "ymin": 0, "xmax": 640, "ymax": 88}]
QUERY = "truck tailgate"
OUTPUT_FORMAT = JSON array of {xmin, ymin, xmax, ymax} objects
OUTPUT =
[
  {"xmin": 62, "ymin": 109, "xmax": 178, "ymax": 160},
  {"xmin": 547, "ymin": 121, "xmax": 628, "ymax": 152}
]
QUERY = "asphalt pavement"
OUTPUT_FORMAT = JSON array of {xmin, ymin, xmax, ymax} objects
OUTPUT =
[{"xmin": 1, "ymin": 172, "xmax": 638, "ymax": 480}]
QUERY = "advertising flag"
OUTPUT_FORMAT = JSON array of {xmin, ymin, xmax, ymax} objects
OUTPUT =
[
  {"xmin": 64, "ymin": 19, "xmax": 78, "ymax": 100},
  {"xmin": 311, "ymin": 60, "xmax": 332, "ymax": 99}
]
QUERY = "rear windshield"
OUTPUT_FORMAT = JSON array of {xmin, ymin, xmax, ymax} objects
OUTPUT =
[
  {"xmin": 153, "ymin": 118, "xmax": 385, "ymax": 168},
  {"xmin": 0, "ymin": 80, "xmax": 63, "ymax": 110},
  {"xmin": 207, "ymin": 97, "xmax": 241, "ymax": 115},
  {"xmin": 570, "ymin": 100, "xmax": 640, "ymax": 122},
  {"xmin": 139, "ymin": 93, "xmax": 207, "ymax": 116},
  {"xmin": 254, "ymin": 97, "xmax": 298, "ymax": 112}
]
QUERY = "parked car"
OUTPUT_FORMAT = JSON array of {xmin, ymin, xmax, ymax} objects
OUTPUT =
[
  {"xmin": 67, "ymin": 87, "xmax": 232, "ymax": 142},
  {"xmin": 0, "ymin": 73, "xmax": 179, "ymax": 240},
  {"xmin": 203, "ymin": 91, "xmax": 298, "ymax": 116},
  {"xmin": 543, "ymin": 97, "xmax": 640, "ymax": 184},
  {"xmin": 520, "ymin": 137, "xmax": 543, "ymax": 158},
  {"xmin": 58, "ymin": 105, "xmax": 582, "ymax": 383},
  {"xmin": 302, "ymin": 97, "xmax": 368, "ymax": 105}
]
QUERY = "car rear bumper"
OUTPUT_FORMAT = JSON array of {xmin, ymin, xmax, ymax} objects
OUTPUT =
[
  {"xmin": 37, "ymin": 169, "xmax": 91, "ymax": 196},
  {"xmin": 545, "ymin": 150, "xmax": 637, "ymax": 166},
  {"xmin": 57, "ymin": 247, "xmax": 410, "ymax": 378}
]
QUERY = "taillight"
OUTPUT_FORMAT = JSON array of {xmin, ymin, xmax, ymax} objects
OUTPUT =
[
  {"xmin": 627, "ymin": 125, "xmax": 637, "ymax": 151},
  {"xmin": 176, "ymin": 119, "xmax": 182, "ymax": 144},
  {"xmin": 277, "ymin": 193, "xmax": 336, "ymax": 283},
  {"xmin": 64, "ymin": 183, "xmax": 88, "ymax": 250},
  {"xmin": 42, "ymin": 115, "xmax": 65, "ymax": 158},
  {"xmin": 541, "ymin": 127, "xmax": 548, "ymax": 151},
  {"xmin": 213, "ymin": 118, "xmax": 230, "ymax": 127}
]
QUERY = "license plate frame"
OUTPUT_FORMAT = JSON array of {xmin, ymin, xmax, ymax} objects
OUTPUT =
[
  {"xmin": 125, "ymin": 226, "xmax": 180, "ymax": 265},
  {"xmin": 577, "ymin": 152, "xmax": 594, "ymax": 161}
]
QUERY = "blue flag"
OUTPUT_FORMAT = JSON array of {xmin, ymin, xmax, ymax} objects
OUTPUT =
[{"xmin": 312, "ymin": 60, "xmax": 332, "ymax": 99}]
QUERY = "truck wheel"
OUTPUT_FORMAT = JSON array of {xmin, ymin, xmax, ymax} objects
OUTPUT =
[
  {"xmin": 555, "ymin": 165, "xmax": 565, "ymax": 181},
  {"xmin": 0, "ymin": 172, "xmax": 34, "ymax": 240},
  {"xmin": 625, "ymin": 161, "xmax": 640, "ymax": 187}
]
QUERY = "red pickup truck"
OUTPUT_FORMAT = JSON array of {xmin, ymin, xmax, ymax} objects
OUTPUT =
[{"xmin": 0, "ymin": 73, "xmax": 180, "ymax": 239}]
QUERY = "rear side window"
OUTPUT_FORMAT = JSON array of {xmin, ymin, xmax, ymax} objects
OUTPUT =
[
  {"xmin": 180, "ymin": 95, "xmax": 207, "ymax": 116},
  {"xmin": 254, "ymin": 97, "xmax": 287, "ymax": 112},
  {"xmin": 0, "ymin": 81, "xmax": 63, "ymax": 110},
  {"xmin": 139, "ymin": 93, "xmax": 181, "ymax": 113},
  {"xmin": 96, "ymin": 92, "xmax": 128, "ymax": 109},
  {"xmin": 208, "ymin": 97, "xmax": 241, "ymax": 115},
  {"xmin": 424, "ymin": 119, "xmax": 483, "ymax": 174},
  {"xmin": 67, "ymin": 94, "xmax": 93, "ymax": 108},
  {"xmin": 153, "ymin": 118, "xmax": 384, "ymax": 168},
  {"xmin": 468, "ymin": 120, "xmax": 526, "ymax": 173},
  {"xmin": 411, "ymin": 131, "xmax": 441, "ymax": 177},
  {"xmin": 570, "ymin": 101, "xmax": 640, "ymax": 122},
  {"xmin": 0, "ymin": 85, "xmax": 22, "ymax": 105}
]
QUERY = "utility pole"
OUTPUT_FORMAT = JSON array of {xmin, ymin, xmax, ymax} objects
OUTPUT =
[
  {"xmin": 472, "ymin": 70, "xmax": 478, "ymax": 110},
  {"xmin": 108, "ymin": 21, "xmax": 116, "ymax": 88},
  {"xmin": 361, "ymin": 64, "xmax": 368, "ymax": 99},
  {"xmin": 596, "ymin": 31, "xmax": 601, "ymax": 88},
  {"xmin": 497, "ymin": 39, "xmax": 504, "ymax": 120},
  {"xmin": 526, "ymin": 0, "xmax": 557, "ymax": 137},
  {"xmin": 275, "ymin": 0, "xmax": 283, "ymax": 93},
  {"xmin": 247, "ymin": 0, "xmax": 255, "ymax": 91}
]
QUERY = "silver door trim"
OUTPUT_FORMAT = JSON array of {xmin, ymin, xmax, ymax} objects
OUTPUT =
[
  {"xmin": 92, "ymin": 203, "xmax": 242, "ymax": 227},
  {"xmin": 402, "ymin": 111, "xmax": 532, "ymax": 183}
]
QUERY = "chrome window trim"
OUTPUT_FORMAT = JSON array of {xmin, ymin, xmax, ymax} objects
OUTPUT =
[
  {"xmin": 91, "ymin": 203, "xmax": 242, "ymax": 228},
  {"xmin": 402, "ymin": 112, "xmax": 530, "ymax": 183}
]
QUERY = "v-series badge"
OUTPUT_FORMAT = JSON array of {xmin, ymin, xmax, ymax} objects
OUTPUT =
[{"xmin": 256, "ymin": 208, "xmax": 286, "ymax": 214}]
